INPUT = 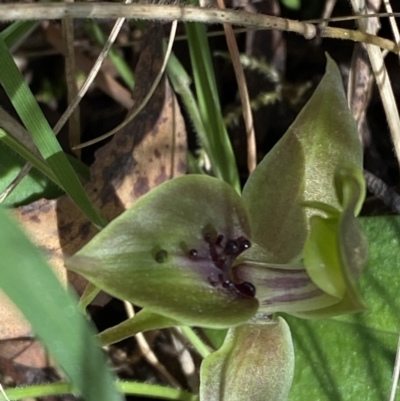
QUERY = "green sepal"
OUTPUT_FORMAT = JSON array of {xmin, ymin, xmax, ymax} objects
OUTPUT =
[
  {"xmin": 98, "ymin": 309, "xmax": 180, "ymax": 346},
  {"xmin": 242, "ymin": 54, "xmax": 363, "ymax": 265},
  {"xmin": 66, "ymin": 175, "xmax": 258, "ymax": 328},
  {"xmin": 200, "ymin": 317, "xmax": 294, "ymax": 401}
]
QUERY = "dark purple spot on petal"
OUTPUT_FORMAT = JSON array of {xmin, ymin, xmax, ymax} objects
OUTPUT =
[
  {"xmin": 239, "ymin": 238, "xmax": 251, "ymax": 251},
  {"xmin": 216, "ymin": 235, "xmax": 224, "ymax": 246},
  {"xmin": 225, "ymin": 240, "xmax": 239, "ymax": 254},
  {"xmin": 234, "ymin": 282, "xmax": 256, "ymax": 297},
  {"xmin": 155, "ymin": 250, "xmax": 168, "ymax": 263},
  {"xmin": 189, "ymin": 249, "xmax": 198, "ymax": 257}
]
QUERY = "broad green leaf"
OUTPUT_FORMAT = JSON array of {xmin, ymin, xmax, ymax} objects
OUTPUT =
[
  {"xmin": 288, "ymin": 317, "xmax": 396, "ymax": 401},
  {"xmin": 242, "ymin": 55, "xmax": 362, "ymax": 264},
  {"xmin": 200, "ymin": 317, "xmax": 294, "ymax": 401},
  {"xmin": 335, "ymin": 215, "xmax": 400, "ymax": 333},
  {"xmin": 66, "ymin": 175, "xmax": 258, "ymax": 328},
  {"xmin": 287, "ymin": 215, "xmax": 400, "ymax": 400},
  {"xmin": 0, "ymin": 207, "xmax": 121, "ymax": 401}
]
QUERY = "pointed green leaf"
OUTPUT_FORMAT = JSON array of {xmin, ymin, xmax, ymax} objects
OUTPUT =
[
  {"xmin": 242, "ymin": 54, "xmax": 363, "ymax": 265},
  {"xmin": 200, "ymin": 318, "xmax": 294, "ymax": 401},
  {"xmin": 66, "ymin": 175, "xmax": 258, "ymax": 328},
  {"xmin": 0, "ymin": 207, "xmax": 121, "ymax": 401}
]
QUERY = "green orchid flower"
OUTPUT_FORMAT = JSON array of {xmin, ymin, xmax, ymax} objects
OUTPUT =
[{"xmin": 65, "ymin": 55, "xmax": 367, "ymax": 401}]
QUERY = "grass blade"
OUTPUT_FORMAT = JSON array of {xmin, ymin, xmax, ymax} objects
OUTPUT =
[
  {"xmin": 0, "ymin": 36, "xmax": 106, "ymax": 228},
  {"xmin": 0, "ymin": 207, "xmax": 121, "ymax": 401},
  {"xmin": 184, "ymin": 22, "xmax": 240, "ymax": 192}
]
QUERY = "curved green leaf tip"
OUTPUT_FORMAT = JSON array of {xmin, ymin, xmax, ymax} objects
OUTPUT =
[{"xmin": 66, "ymin": 175, "xmax": 259, "ymax": 328}]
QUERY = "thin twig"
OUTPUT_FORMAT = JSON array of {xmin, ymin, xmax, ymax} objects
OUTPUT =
[
  {"xmin": 0, "ymin": 384, "xmax": 10, "ymax": 401},
  {"xmin": 170, "ymin": 327, "xmax": 198, "ymax": 391},
  {"xmin": 123, "ymin": 301, "xmax": 181, "ymax": 388},
  {"xmin": 350, "ymin": 0, "xmax": 400, "ymax": 169},
  {"xmin": 305, "ymin": 11, "xmax": 400, "ymax": 24},
  {"xmin": 74, "ymin": 19, "xmax": 178, "ymax": 149},
  {"xmin": 215, "ymin": 0, "xmax": 256, "ymax": 173},
  {"xmin": 383, "ymin": 0, "xmax": 400, "ymax": 57},
  {"xmin": 53, "ymin": 0, "xmax": 133, "ymax": 136},
  {"xmin": 0, "ymin": 163, "xmax": 32, "ymax": 204},
  {"xmin": 0, "ymin": 3, "xmax": 397, "ymax": 52},
  {"xmin": 62, "ymin": 0, "xmax": 81, "ymax": 156},
  {"xmin": 3, "ymin": 3, "xmax": 400, "ymax": 53},
  {"xmin": 0, "ymin": 1, "xmax": 133, "ymax": 203},
  {"xmin": 389, "ymin": 331, "xmax": 400, "ymax": 401},
  {"xmin": 45, "ymin": 22, "xmax": 133, "ymax": 109},
  {"xmin": 363, "ymin": 170, "xmax": 400, "ymax": 214},
  {"xmin": 320, "ymin": 0, "xmax": 337, "ymax": 28}
]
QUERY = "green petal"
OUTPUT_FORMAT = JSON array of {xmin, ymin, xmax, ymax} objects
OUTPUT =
[
  {"xmin": 242, "ymin": 55, "xmax": 363, "ymax": 264},
  {"xmin": 304, "ymin": 216, "xmax": 346, "ymax": 298},
  {"xmin": 298, "ymin": 165, "xmax": 367, "ymax": 318},
  {"xmin": 200, "ymin": 318, "xmax": 294, "ymax": 401},
  {"xmin": 66, "ymin": 175, "xmax": 258, "ymax": 328}
]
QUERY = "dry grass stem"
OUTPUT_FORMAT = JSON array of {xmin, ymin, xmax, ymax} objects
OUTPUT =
[
  {"xmin": 53, "ymin": 0, "xmax": 133, "ymax": 137},
  {"xmin": 0, "ymin": 3, "xmax": 398, "ymax": 53},
  {"xmin": 215, "ymin": 0, "xmax": 256, "ymax": 173},
  {"xmin": 123, "ymin": 302, "xmax": 181, "ymax": 388},
  {"xmin": 45, "ymin": 23, "xmax": 133, "ymax": 110},
  {"xmin": 350, "ymin": 0, "xmax": 400, "ymax": 168},
  {"xmin": 0, "ymin": 163, "xmax": 32, "ymax": 203},
  {"xmin": 74, "ymin": 20, "xmax": 178, "ymax": 149},
  {"xmin": 389, "ymin": 332, "xmax": 400, "ymax": 401},
  {"xmin": 61, "ymin": 0, "xmax": 81, "ymax": 156},
  {"xmin": 383, "ymin": 0, "xmax": 400, "ymax": 54},
  {"xmin": 1, "ymin": 2, "xmax": 400, "ymax": 56}
]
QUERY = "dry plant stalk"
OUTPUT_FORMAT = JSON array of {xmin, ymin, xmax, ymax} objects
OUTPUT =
[
  {"xmin": 215, "ymin": 0, "xmax": 256, "ymax": 173},
  {"xmin": 74, "ymin": 20, "xmax": 178, "ymax": 149},
  {"xmin": 0, "ymin": 3, "xmax": 398, "ymax": 53},
  {"xmin": 351, "ymin": 0, "xmax": 400, "ymax": 168}
]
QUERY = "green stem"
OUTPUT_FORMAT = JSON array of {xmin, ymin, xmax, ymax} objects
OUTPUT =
[
  {"xmin": 118, "ymin": 382, "xmax": 199, "ymax": 400},
  {"xmin": 78, "ymin": 282, "xmax": 101, "ymax": 313},
  {"xmin": 180, "ymin": 326, "xmax": 211, "ymax": 358},
  {"xmin": 1, "ymin": 382, "xmax": 199, "ymax": 401}
]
